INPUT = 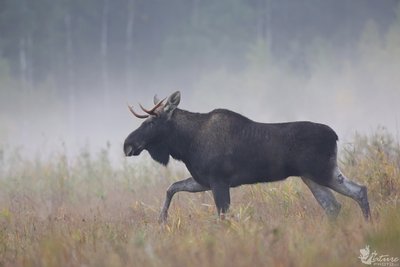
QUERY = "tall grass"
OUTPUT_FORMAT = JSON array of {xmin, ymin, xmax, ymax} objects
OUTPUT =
[{"xmin": 0, "ymin": 129, "xmax": 399, "ymax": 267}]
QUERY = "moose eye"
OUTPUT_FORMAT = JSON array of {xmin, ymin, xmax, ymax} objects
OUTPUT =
[{"xmin": 147, "ymin": 119, "xmax": 156, "ymax": 126}]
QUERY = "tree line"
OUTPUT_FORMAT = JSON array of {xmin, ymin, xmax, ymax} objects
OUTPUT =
[{"xmin": 0, "ymin": 0, "xmax": 397, "ymax": 94}]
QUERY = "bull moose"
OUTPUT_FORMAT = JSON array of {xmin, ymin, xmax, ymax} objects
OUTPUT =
[{"xmin": 123, "ymin": 91, "xmax": 371, "ymax": 222}]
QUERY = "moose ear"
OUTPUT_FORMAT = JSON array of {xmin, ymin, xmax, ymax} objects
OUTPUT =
[
  {"xmin": 164, "ymin": 91, "xmax": 181, "ymax": 113},
  {"xmin": 153, "ymin": 94, "xmax": 160, "ymax": 105}
]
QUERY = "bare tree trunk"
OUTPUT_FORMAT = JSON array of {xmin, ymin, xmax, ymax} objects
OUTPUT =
[
  {"xmin": 257, "ymin": 0, "xmax": 272, "ymax": 48},
  {"xmin": 101, "ymin": 0, "xmax": 110, "ymax": 111},
  {"xmin": 125, "ymin": 0, "xmax": 135, "ymax": 94},
  {"xmin": 265, "ymin": 0, "xmax": 272, "ymax": 49},
  {"xmin": 19, "ymin": 0, "xmax": 33, "ymax": 141},
  {"xmin": 192, "ymin": 0, "xmax": 200, "ymax": 28},
  {"xmin": 26, "ymin": 35, "xmax": 33, "ymax": 94},
  {"xmin": 19, "ymin": 37, "xmax": 28, "ymax": 90},
  {"xmin": 65, "ymin": 11, "xmax": 76, "ymax": 136}
]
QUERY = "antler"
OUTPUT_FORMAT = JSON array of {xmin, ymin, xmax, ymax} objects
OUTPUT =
[
  {"xmin": 127, "ymin": 104, "xmax": 149, "ymax": 119},
  {"xmin": 127, "ymin": 97, "xmax": 166, "ymax": 119},
  {"xmin": 140, "ymin": 97, "xmax": 166, "ymax": 115}
]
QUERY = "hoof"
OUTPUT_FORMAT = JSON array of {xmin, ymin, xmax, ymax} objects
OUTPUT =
[
  {"xmin": 158, "ymin": 213, "xmax": 168, "ymax": 224},
  {"xmin": 359, "ymin": 186, "xmax": 371, "ymax": 221}
]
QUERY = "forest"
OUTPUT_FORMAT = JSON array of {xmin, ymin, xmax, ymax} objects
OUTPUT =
[{"xmin": 1, "ymin": 0, "xmax": 396, "ymax": 86}]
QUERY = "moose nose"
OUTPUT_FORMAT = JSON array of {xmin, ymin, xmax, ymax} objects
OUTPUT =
[{"xmin": 124, "ymin": 145, "xmax": 133, "ymax": 156}]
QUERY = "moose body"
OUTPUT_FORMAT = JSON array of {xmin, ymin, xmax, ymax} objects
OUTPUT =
[
  {"xmin": 161, "ymin": 109, "xmax": 337, "ymax": 187},
  {"xmin": 124, "ymin": 91, "xmax": 371, "ymax": 222}
]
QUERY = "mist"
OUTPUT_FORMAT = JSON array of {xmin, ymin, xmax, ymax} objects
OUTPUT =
[{"xmin": 0, "ymin": 0, "xmax": 399, "ymax": 162}]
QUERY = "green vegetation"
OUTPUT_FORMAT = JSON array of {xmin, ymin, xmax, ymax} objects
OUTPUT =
[{"xmin": 0, "ymin": 129, "xmax": 399, "ymax": 267}]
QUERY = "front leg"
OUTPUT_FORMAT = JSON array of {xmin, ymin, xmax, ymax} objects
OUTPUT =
[
  {"xmin": 159, "ymin": 177, "xmax": 209, "ymax": 223},
  {"xmin": 210, "ymin": 181, "xmax": 230, "ymax": 219}
]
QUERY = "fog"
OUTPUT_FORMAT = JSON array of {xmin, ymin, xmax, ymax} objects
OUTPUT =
[{"xmin": 0, "ymin": 0, "xmax": 399, "ymax": 163}]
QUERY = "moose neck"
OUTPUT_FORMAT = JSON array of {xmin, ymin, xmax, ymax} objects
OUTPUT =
[{"xmin": 167, "ymin": 109, "xmax": 205, "ymax": 162}]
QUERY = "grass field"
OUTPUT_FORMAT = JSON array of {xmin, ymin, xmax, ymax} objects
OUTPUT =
[{"xmin": 0, "ymin": 128, "xmax": 399, "ymax": 267}]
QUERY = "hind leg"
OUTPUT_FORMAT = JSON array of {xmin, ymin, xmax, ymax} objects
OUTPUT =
[
  {"xmin": 326, "ymin": 167, "xmax": 371, "ymax": 221},
  {"xmin": 302, "ymin": 177, "xmax": 341, "ymax": 220}
]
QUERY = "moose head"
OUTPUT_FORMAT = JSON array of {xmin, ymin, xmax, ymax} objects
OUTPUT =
[{"xmin": 123, "ymin": 91, "xmax": 181, "ymax": 164}]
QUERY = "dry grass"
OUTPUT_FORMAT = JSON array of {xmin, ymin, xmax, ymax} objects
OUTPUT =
[{"xmin": 0, "ymin": 129, "xmax": 399, "ymax": 267}]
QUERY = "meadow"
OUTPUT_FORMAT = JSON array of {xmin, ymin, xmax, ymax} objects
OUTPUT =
[{"xmin": 0, "ymin": 128, "xmax": 399, "ymax": 267}]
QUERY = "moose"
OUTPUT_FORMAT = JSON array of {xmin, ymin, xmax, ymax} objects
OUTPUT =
[{"xmin": 124, "ymin": 91, "xmax": 371, "ymax": 222}]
